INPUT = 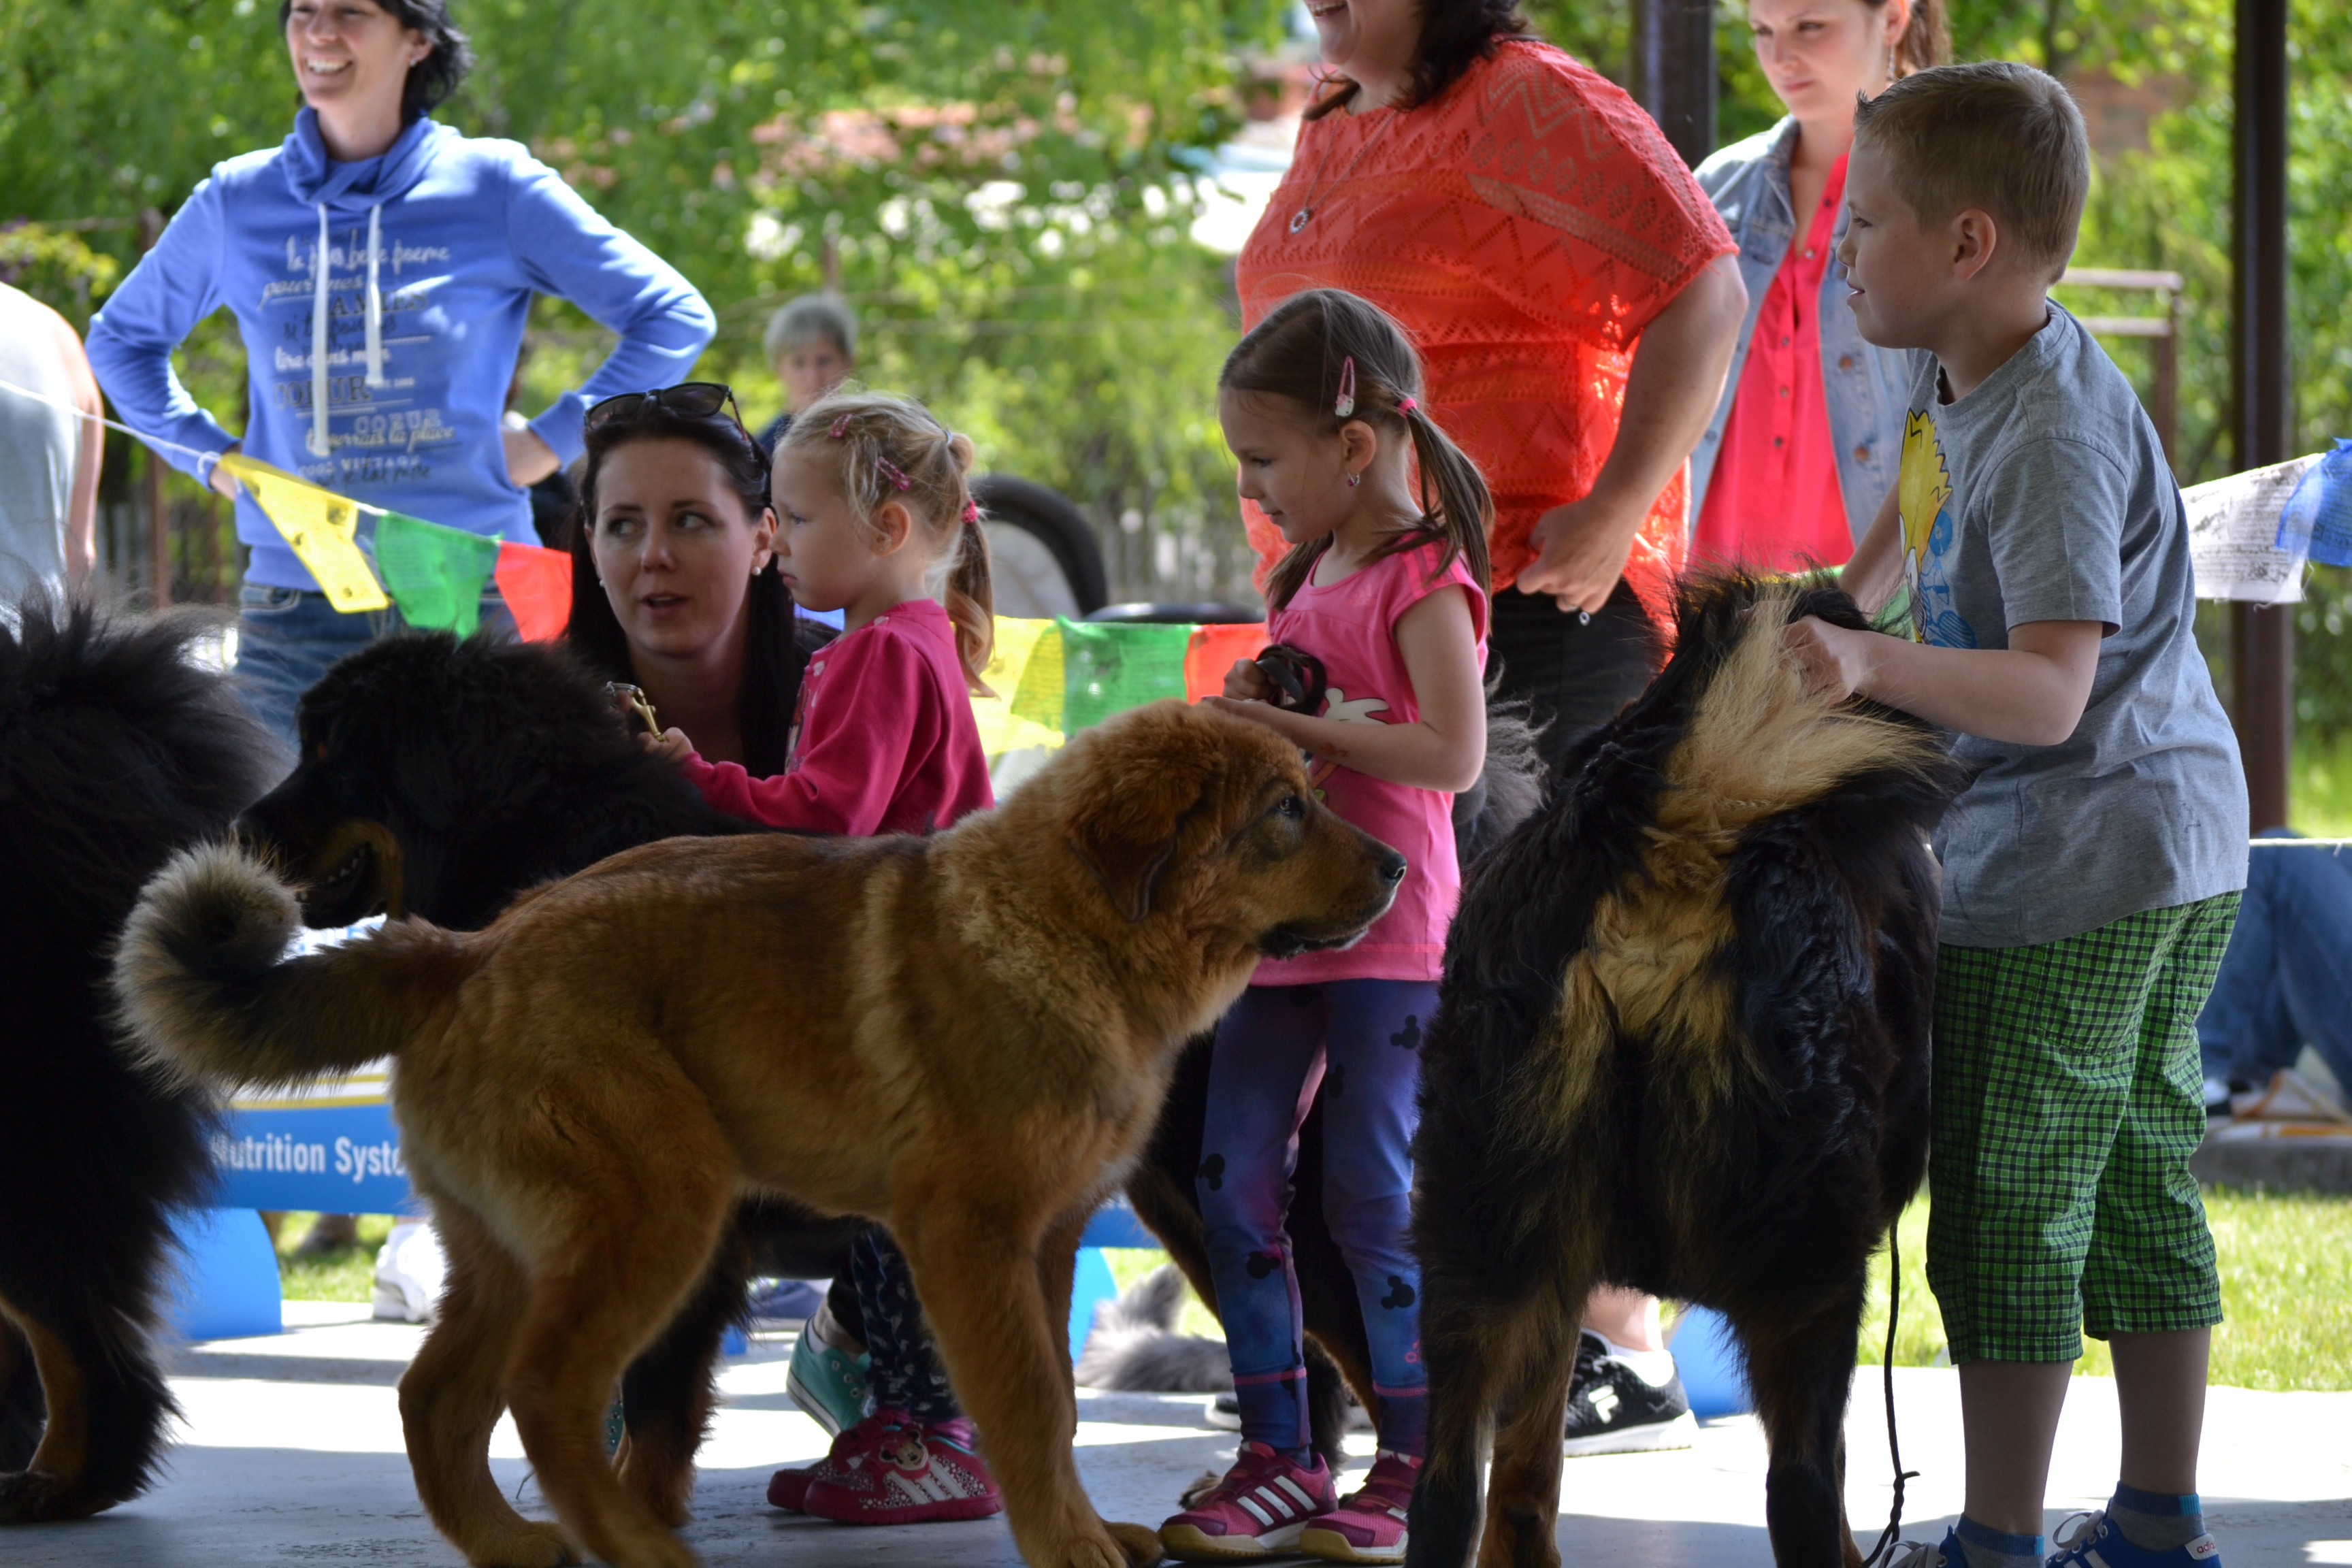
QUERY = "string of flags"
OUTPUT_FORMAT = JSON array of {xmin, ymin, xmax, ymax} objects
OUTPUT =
[
  {"xmin": 220, "ymin": 454, "xmax": 574, "ymax": 640},
  {"xmin": 974, "ymin": 617, "xmax": 1264, "ymax": 790}
]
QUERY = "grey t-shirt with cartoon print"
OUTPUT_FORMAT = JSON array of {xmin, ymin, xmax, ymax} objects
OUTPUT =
[{"xmin": 1897, "ymin": 301, "xmax": 2247, "ymax": 948}]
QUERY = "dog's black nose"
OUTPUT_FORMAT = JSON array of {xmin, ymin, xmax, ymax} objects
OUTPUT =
[{"xmin": 1378, "ymin": 849, "xmax": 1407, "ymax": 885}]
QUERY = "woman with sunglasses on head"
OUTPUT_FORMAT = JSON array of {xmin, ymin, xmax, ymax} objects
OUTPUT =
[{"xmin": 86, "ymin": 0, "xmax": 712, "ymax": 752}]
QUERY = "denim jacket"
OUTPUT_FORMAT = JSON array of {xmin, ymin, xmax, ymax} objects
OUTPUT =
[{"xmin": 1690, "ymin": 118, "xmax": 1919, "ymax": 546}]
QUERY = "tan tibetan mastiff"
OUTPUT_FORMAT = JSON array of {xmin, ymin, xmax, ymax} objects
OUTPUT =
[{"xmin": 113, "ymin": 700, "xmax": 1405, "ymax": 1568}]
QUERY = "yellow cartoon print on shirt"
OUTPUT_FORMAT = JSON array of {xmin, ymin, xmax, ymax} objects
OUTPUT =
[{"xmin": 1897, "ymin": 411, "xmax": 1976, "ymax": 648}]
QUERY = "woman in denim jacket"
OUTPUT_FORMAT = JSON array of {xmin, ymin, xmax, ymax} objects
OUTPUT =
[{"xmin": 1689, "ymin": 0, "xmax": 1946, "ymax": 572}]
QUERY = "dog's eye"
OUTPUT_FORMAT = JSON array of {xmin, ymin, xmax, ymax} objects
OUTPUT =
[{"xmin": 1276, "ymin": 794, "xmax": 1304, "ymax": 819}]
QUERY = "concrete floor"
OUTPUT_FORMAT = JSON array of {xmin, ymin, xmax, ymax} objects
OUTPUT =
[{"xmin": 8, "ymin": 1303, "xmax": 2349, "ymax": 1566}]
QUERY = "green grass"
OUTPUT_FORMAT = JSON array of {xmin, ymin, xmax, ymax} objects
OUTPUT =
[
  {"xmin": 2291, "ymin": 730, "xmax": 2352, "ymax": 837},
  {"xmin": 1854, "ymin": 1188, "xmax": 2352, "ymax": 1389},
  {"xmin": 272, "ymin": 1211, "xmax": 395, "ymax": 1303},
  {"xmin": 1099, "ymin": 1188, "xmax": 2352, "ymax": 1392}
]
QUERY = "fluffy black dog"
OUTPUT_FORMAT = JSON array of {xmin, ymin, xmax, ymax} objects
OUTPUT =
[
  {"xmin": 1405, "ymin": 575, "xmax": 1965, "ymax": 1568},
  {"xmin": 235, "ymin": 631, "xmax": 862, "ymax": 1521},
  {"xmin": 0, "ymin": 595, "xmax": 278, "ymax": 1522}
]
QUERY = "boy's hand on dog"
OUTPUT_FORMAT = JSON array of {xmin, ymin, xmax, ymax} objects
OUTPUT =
[
  {"xmin": 1781, "ymin": 615, "xmax": 1876, "ymax": 704},
  {"xmin": 1222, "ymin": 658, "xmax": 1273, "ymax": 702},
  {"xmin": 644, "ymin": 727, "xmax": 694, "ymax": 764}
]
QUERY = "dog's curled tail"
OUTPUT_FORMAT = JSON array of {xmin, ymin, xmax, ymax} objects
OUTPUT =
[{"xmin": 114, "ymin": 841, "xmax": 471, "ymax": 1092}]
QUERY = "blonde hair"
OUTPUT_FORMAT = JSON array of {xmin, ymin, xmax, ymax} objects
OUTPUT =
[
  {"xmin": 1851, "ymin": 61, "xmax": 2089, "ymax": 280},
  {"xmin": 777, "ymin": 389, "xmax": 995, "ymax": 693}
]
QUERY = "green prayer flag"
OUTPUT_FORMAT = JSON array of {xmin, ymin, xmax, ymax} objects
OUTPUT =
[
  {"xmin": 1057, "ymin": 619, "xmax": 1193, "ymax": 734},
  {"xmin": 375, "ymin": 511, "xmax": 500, "ymax": 636}
]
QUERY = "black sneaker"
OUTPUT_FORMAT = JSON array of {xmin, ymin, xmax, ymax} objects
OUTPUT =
[{"xmin": 1561, "ymin": 1329, "xmax": 1698, "ymax": 1456}]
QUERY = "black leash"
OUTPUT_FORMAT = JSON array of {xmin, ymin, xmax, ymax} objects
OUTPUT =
[{"xmin": 1859, "ymin": 1222, "xmax": 1921, "ymax": 1568}]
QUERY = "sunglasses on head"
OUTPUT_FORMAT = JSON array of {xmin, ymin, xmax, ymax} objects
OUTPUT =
[{"xmin": 584, "ymin": 382, "xmax": 766, "ymax": 464}]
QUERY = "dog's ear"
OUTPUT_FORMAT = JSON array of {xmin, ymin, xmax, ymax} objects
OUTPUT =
[{"xmin": 1066, "ymin": 750, "xmax": 1216, "ymax": 923}]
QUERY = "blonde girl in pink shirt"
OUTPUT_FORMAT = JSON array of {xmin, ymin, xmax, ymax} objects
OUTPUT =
[{"xmin": 1162, "ymin": 289, "xmax": 1491, "ymax": 1566}]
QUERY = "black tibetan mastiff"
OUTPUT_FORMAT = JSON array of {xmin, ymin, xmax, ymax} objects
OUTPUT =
[
  {"xmin": 0, "ymin": 593, "xmax": 278, "ymax": 1522},
  {"xmin": 1406, "ymin": 575, "xmax": 1965, "ymax": 1568}
]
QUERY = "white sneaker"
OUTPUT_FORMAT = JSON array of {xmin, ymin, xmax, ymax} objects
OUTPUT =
[{"xmin": 372, "ymin": 1219, "xmax": 445, "ymax": 1323}]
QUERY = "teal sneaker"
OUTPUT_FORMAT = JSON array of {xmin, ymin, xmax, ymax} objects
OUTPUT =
[
  {"xmin": 786, "ymin": 1302, "xmax": 871, "ymax": 1437},
  {"xmin": 2048, "ymin": 1512, "xmax": 2221, "ymax": 1568}
]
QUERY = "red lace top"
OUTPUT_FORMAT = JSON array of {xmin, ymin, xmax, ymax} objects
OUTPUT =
[{"xmin": 1236, "ymin": 39, "xmax": 1735, "ymax": 625}]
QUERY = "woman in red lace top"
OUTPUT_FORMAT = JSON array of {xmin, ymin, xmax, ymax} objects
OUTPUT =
[
  {"xmin": 1230, "ymin": 0, "xmax": 1748, "ymax": 1473},
  {"xmin": 1236, "ymin": 0, "xmax": 1745, "ymax": 775}
]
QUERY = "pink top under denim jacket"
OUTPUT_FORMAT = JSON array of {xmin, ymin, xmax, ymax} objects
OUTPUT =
[
  {"xmin": 681, "ymin": 598, "xmax": 993, "ymax": 836},
  {"xmin": 1254, "ymin": 540, "xmax": 1488, "ymax": 985}
]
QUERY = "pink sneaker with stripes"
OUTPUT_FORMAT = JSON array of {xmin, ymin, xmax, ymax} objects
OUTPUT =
[
  {"xmin": 796, "ymin": 1411, "xmax": 1002, "ymax": 1524},
  {"xmin": 1160, "ymin": 1441, "xmax": 1337, "ymax": 1561}
]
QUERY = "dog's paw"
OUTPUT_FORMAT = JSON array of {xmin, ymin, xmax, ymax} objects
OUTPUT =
[
  {"xmin": 464, "ymin": 1518, "xmax": 581, "ymax": 1568},
  {"xmin": 0, "ymin": 1468, "xmax": 114, "ymax": 1524},
  {"xmin": 1107, "ymin": 1520, "xmax": 1166, "ymax": 1567}
]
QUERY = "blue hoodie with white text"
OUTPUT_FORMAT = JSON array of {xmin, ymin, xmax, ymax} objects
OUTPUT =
[{"xmin": 87, "ymin": 110, "xmax": 715, "ymax": 590}]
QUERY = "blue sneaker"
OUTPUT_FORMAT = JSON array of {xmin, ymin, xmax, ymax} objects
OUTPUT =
[
  {"xmin": 2047, "ymin": 1512, "xmax": 2221, "ymax": 1567},
  {"xmin": 785, "ymin": 1301, "xmax": 871, "ymax": 1437},
  {"xmin": 1886, "ymin": 1529, "xmax": 1960, "ymax": 1567}
]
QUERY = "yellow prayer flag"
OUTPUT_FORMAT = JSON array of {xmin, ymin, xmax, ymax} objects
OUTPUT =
[{"xmin": 220, "ymin": 454, "xmax": 389, "ymax": 612}]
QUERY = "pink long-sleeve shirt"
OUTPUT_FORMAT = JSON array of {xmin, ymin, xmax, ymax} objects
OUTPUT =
[{"xmin": 680, "ymin": 598, "xmax": 994, "ymax": 836}]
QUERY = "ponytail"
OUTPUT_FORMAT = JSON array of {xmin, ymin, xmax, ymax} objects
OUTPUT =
[
  {"xmin": 1228, "ymin": 288, "xmax": 1494, "ymax": 613},
  {"xmin": 1882, "ymin": 0, "xmax": 1950, "ymax": 76},
  {"xmin": 781, "ymin": 389, "xmax": 996, "ymax": 696},
  {"xmin": 945, "ymin": 505, "xmax": 996, "ymax": 697}
]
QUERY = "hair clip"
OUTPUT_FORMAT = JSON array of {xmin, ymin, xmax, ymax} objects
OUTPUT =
[
  {"xmin": 962, "ymin": 501, "xmax": 981, "ymax": 524},
  {"xmin": 876, "ymin": 456, "xmax": 912, "ymax": 491},
  {"xmin": 828, "ymin": 412, "xmax": 853, "ymax": 439},
  {"xmin": 1333, "ymin": 357, "xmax": 1356, "ymax": 419},
  {"xmin": 1398, "ymin": 395, "xmax": 1418, "ymax": 414}
]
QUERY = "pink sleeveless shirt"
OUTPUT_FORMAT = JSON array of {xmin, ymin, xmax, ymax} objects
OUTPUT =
[{"xmin": 1254, "ymin": 541, "xmax": 1488, "ymax": 986}]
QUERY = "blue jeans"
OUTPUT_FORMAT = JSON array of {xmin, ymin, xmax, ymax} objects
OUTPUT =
[
  {"xmin": 1198, "ymin": 980, "xmax": 1432, "ymax": 1459},
  {"xmin": 235, "ymin": 583, "xmax": 517, "ymax": 758},
  {"xmin": 2196, "ymin": 833, "xmax": 2352, "ymax": 1089}
]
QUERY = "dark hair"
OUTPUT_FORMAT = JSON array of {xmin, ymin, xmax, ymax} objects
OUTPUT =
[
  {"xmin": 1876, "ymin": 0, "xmax": 1951, "ymax": 77},
  {"xmin": 1222, "ymin": 289, "xmax": 1493, "ymax": 613},
  {"xmin": 565, "ymin": 406, "xmax": 804, "ymax": 777},
  {"xmin": 1305, "ymin": 0, "xmax": 1533, "ymax": 120},
  {"xmin": 1852, "ymin": 61, "xmax": 2087, "ymax": 278},
  {"xmin": 278, "ymin": 0, "xmax": 475, "ymax": 120},
  {"xmin": 778, "ymin": 390, "xmax": 995, "ymax": 694}
]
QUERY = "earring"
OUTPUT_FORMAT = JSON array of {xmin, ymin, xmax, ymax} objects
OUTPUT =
[{"xmin": 1346, "ymin": 472, "xmax": 1361, "ymax": 488}]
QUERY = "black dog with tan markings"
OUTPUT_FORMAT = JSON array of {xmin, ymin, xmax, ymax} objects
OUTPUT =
[{"xmin": 1405, "ymin": 574, "xmax": 1965, "ymax": 1568}]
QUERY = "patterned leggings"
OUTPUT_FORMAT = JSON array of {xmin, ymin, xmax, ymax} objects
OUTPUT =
[
  {"xmin": 1198, "ymin": 980, "xmax": 1433, "ymax": 1459},
  {"xmin": 851, "ymin": 1224, "xmax": 960, "ymax": 1422}
]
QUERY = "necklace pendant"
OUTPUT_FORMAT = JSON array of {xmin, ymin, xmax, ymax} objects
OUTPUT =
[{"xmin": 1289, "ymin": 207, "xmax": 1311, "ymax": 234}]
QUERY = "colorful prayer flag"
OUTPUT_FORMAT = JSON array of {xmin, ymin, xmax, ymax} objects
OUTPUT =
[
  {"xmin": 974, "ymin": 618, "xmax": 1267, "ymax": 794},
  {"xmin": 493, "ymin": 542, "xmax": 574, "ymax": 642},
  {"xmin": 220, "ymin": 454, "xmax": 389, "ymax": 612},
  {"xmin": 375, "ymin": 511, "xmax": 500, "ymax": 636}
]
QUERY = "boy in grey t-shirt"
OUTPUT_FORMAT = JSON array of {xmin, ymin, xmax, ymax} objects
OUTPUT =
[{"xmin": 1781, "ymin": 63, "xmax": 2249, "ymax": 1568}]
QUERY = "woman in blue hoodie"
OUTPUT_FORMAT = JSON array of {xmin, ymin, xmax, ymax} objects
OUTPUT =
[{"xmin": 87, "ymin": 0, "xmax": 715, "ymax": 747}]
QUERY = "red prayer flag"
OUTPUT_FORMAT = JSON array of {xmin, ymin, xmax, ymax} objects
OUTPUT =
[
  {"xmin": 494, "ymin": 541, "xmax": 572, "ymax": 642},
  {"xmin": 1183, "ymin": 622, "xmax": 1267, "ymax": 702}
]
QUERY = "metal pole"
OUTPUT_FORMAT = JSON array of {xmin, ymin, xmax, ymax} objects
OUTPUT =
[
  {"xmin": 139, "ymin": 207, "xmax": 169, "ymax": 604},
  {"xmin": 2231, "ymin": 0, "xmax": 2291, "ymax": 830},
  {"xmin": 1630, "ymin": 0, "xmax": 1718, "ymax": 168}
]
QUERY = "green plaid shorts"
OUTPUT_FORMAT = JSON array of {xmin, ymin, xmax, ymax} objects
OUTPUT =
[{"xmin": 1928, "ymin": 892, "xmax": 2240, "ymax": 1363}]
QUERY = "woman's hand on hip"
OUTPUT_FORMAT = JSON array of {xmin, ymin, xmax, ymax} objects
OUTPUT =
[
  {"xmin": 207, "ymin": 445, "xmax": 243, "ymax": 500},
  {"xmin": 504, "ymin": 425, "xmax": 560, "ymax": 487},
  {"xmin": 1517, "ymin": 493, "xmax": 1646, "ymax": 615}
]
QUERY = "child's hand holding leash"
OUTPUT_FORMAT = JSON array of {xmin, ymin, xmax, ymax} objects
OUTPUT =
[{"xmin": 647, "ymin": 727, "xmax": 694, "ymax": 764}]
